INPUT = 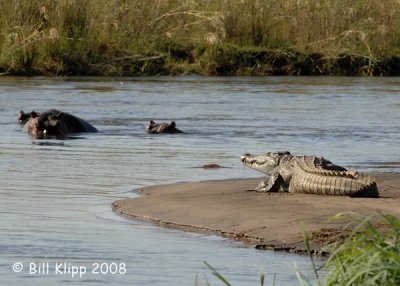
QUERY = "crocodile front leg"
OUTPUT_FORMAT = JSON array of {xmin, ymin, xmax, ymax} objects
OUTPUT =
[{"xmin": 247, "ymin": 172, "xmax": 284, "ymax": 192}]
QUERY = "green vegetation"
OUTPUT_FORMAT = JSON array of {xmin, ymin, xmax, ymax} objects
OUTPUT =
[
  {"xmin": 2, "ymin": 0, "xmax": 400, "ymax": 75},
  {"xmin": 324, "ymin": 213, "xmax": 400, "ymax": 286},
  {"xmin": 202, "ymin": 261, "xmax": 269, "ymax": 286},
  {"xmin": 202, "ymin": 213, "xmax": 400, "ymax": 285}
]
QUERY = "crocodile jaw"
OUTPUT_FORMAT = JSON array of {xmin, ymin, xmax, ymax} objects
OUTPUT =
[{"xmin": 240, "ymin": 152, "xmax": 280, "ymax": 175}]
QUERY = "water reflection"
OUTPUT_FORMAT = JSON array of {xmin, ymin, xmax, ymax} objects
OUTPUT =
[{"xmin": 31, "ymin": 141, "xmax": 66, "ymax": 147}]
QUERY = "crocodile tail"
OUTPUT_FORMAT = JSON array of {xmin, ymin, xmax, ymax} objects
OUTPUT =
[
  {"xmin": 348, "ymin": 172, "xmax": 379, "ymax": 198},
  {"xmin": 292, "ymin": 162, "xmax": 379, "ymax": 197},
  {"xmin": 299, "ymin": 158, "xmax": 355, "ymax": 178}
]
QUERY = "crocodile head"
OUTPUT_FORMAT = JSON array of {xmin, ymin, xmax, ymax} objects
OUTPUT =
[{"xmin": 240, "ymin": 151, "xmax": 291, "ymax": 175}]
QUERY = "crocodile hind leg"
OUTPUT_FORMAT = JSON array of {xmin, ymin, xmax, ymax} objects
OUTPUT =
[
  {"xmin": 247, "ymin": 173, "xmax": 285, "ymax": 192},
  {"xmin": 324, "ymin": 163, "xmax": 347, "ymax": 172},
  {"xmin": 320, "ymin": 158, "xmax": 347, "ymax": 171}
]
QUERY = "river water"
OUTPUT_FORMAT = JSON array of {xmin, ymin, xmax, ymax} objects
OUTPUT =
[{"xmin": 1, "ymin": 76, "xmax": 399, "ymax": 285}]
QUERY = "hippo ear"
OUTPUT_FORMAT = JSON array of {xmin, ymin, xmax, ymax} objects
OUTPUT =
[
  {"xmin": 55, "ymin": 112, "xmax": 64, "ymax": 120},
  {"xmin": 149, "ymin": 120, "xmax": 155, "ymax": 125},
  {"xmin": 30, "ymin": 111, "xmax": 38, "ymax": 118},
  {"xmin": 170, "ymin": 121, "xmax": 176, "ymax": 128}
]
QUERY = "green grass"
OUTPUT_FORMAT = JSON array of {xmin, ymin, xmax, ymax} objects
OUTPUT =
[
  {"xmin": 2, "ymin": 0, "xmax": 400, "ymax": 75},
  {"xmin": 202, "ymin": 213, "xmax": 400, "ymax": 286},
  {"xmin": 324, "ymin": 213, "xmax": 400, "ymax": 286},
  {"xmin": 202, "ymin": 261, "xmax": 270, "ymax": 286}
]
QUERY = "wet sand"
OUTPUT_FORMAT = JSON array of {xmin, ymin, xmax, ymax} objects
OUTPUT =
[{"xmin": 112, "ymin": 173, "xmax": 400, "ymax": 253}]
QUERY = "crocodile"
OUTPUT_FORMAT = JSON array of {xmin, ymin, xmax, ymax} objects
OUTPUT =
[{"xmin": 240, "ymin": 151, "xmax": 379, "ymax": 197}]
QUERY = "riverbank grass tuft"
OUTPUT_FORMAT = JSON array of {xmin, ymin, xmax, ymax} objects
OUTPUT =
[
  {"xmin": 323, "ymin": 213, "xmax": 400, "ymax": 286},
  {"xmin": 202, "ymin": 213, "xmax": 400, "ymax": 285}
]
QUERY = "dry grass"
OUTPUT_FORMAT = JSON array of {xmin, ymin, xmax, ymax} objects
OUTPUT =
[{"xmin": 1, "ymin": 0, "xmax": 400, "ymax": 75}]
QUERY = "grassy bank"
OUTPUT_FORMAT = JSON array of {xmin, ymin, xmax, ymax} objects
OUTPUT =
[
  {"xmin": 1, "ymin": 0, "xmax": 400, "ymax": 76},
  {"xmin": 203, "ymin": 213, "xmax": 400, "ymax": 285},
  {"xmin": 322, "ymin": 213, "xmax": 400, "ymax": 285}
]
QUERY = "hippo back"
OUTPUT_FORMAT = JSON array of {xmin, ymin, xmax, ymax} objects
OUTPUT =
[{"xmin": 58, "ymin": 112, "xmax": 98, "ymax": 134}]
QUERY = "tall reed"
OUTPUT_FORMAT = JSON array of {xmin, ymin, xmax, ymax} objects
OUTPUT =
[
  {"xmin": 202, "ymin": 213, "xmax": 400, "ymax": 285},
  {"xmin": 324, "ymin": 213, "xmax": 400, "ymax": 286},
  {"xmin": 1, "ymin": 0, "xmax": 400, "ymax": 75}
]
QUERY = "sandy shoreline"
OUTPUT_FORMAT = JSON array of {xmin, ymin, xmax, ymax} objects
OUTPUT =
[{"xmin": 112, "ymin": 173, "xmax": 400, "ymax": 253}]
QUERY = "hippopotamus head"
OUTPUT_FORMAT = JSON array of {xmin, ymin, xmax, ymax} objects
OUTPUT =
[
  {"xmin": 146, "ymin": 120, "xmax": 183, "ymax": 134},
  {"xmin": 24, "ymin": 110, "xmax": 65, "ymax": 138},
  {"xmin": 18, "ymin": 110, "xmax": 36, "ymax": 124},
  {"xmin": 23, "ymin": 109, "xmax": 97, "ymax": 138}
]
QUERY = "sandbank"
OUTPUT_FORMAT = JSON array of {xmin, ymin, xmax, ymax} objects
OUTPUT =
[{"xmin": 112, "ymin": 173, "xmax": 400, "ymax": 253}]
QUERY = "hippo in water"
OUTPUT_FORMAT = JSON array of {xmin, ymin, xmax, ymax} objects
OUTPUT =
[
  {"xmin": 18, "ymin": 110, "xmax": 37, "ymax": 124},
  {"xmin": 23, "ymin": 109, "xmax": 98, "ymax": 138},
  {"xmin": 146, "ymin": 120, "xmax": 183, "ymax": 134}
]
